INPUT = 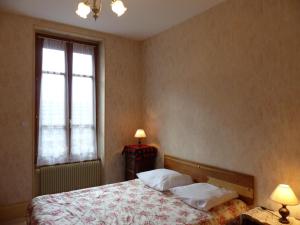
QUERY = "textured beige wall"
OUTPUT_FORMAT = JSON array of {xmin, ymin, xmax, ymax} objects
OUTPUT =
[
  {"xmin": 143, "ymin": 0, "xmax": 300, "ymax": 216},
  {"xmin": 0, "ymin": 11, "xmax": 143, "ymax": 205}
]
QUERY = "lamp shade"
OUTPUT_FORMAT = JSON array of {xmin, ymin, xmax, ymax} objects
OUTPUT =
[
  {"xmin": 76, "ymin": 2, "xmax": 91, "ymax": 19},
  {"xmin": 270, "ymin": 184, "xmax": 299, "ymax": 206},
  {"xmin": 134, "ymin": 129, "xmax": 146, "ymax": 138},
  {"xmin": 111, "ymin": 0, "xmax": 127, "ymax": 16}
]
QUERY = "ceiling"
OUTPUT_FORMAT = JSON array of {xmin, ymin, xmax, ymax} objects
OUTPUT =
[{"xmin": 0, "ymin": 0, "xmax": 225, "ymax": 40}]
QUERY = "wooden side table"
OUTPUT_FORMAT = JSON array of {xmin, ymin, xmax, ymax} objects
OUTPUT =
[
  {"xmin": 122, "ymin": 145, "xmax": 157, "ymax": 180},
  {"xmin": 241, "ymin": 207, "xmax": 300, "ymax": 225}
]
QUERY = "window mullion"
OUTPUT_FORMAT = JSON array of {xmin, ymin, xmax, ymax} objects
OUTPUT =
[
  {"xmin": 66, "ymin": 42, "xmax": 73, "ymax": 161},
  {"xmin": 94, "ymin": 46, "xmax": 99, "ymax": 158}
]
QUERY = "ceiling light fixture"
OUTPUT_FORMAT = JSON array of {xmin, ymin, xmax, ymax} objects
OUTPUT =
[
  {"xmin": 76, "ymin": 2, "xmax": 91, "ymax": 19},
  {"xmin": 111, "ymin": 0, "xmax": 127, "ymax": 17},
  {"xmin": 76, "ymin": 0, "xmax": 127, "ymax": 20}
]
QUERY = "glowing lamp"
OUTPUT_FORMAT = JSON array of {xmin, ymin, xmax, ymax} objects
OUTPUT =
[
  {"xmin": 76, "ymin": 2, "xmax": 91, "ymax": 19},
  {"xmin": 270, "ymin": 184, "xmax": 299, "ymax": 224},
  {"xmin": 111, "ymin": 0, "xmax": 127, "ymax": 17},
  {"xmin": 134, "ymin": 129, "xmax": 146, "ymax": 145}
]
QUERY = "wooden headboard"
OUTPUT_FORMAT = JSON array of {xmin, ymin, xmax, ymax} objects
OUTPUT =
[{"xmin": 164, "ymin": 155, "xmax": 254, "ymax": 205}]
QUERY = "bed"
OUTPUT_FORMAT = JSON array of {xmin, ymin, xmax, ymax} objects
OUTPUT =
[{"xmin": 28, "ymin": 155, "xmax": 254, "ymax": 225}]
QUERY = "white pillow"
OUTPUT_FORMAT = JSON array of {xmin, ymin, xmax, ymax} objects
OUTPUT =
[
  {"xmin": 137, "ymin": 169, "xmax": 193, "ymax": 191},
  {"xmin": 169, "ymin": 183, "xmax": 238, "ymax": 211}
]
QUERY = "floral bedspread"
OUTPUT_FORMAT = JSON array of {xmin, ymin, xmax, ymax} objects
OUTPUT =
[{"xmin": 28, "ymin": 179, "xmax": 247, "ymax": 225}]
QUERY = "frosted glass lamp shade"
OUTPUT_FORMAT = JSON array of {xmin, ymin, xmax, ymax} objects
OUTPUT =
[
  {"xmin": 270, "ymin": 184, "xmax": 298, "ymax": 206},
  {"xmin": 76, "ymin": 2, "xmax": 91, "ymax": 19},
  {"xmin": 111, "ymin": 0, "xmax": 127, "ymax": 17},
  {"xmin": 134, "ymin": 129, "xmax": 146, "ymax": 138}
]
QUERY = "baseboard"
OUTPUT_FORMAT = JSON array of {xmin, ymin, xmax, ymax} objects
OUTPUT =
[{"xmin": 0, "ymin": 202, "xmax": 28, "ymax": 222}]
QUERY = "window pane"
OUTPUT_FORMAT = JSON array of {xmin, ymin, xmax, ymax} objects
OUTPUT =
[
  {"xmin": 71, "ymin": 50, "xmax": 96, "ymax": 161},
  {"xmin": 70, "ymin": 127, "xmax": 96, "ymax": 162},
  {"xmin": 71, "ymin": 76, "xmax": 96, "ymax": 160},
  {"xmin": 73, "ymin": 53, "xmax": 93, "ymax": 76},
  {"xmin": 40, "ymin": 73, "xmax": 66, "ymax": 126},
  {"xmin": 38, "ymin": 44, "xmax": 68, "ymax": 166},
  {"xmin": 72, "ymin": 76, "xmax": 94, "ymax": 125},
  {"xmin": 38, "ymin": 72, "xmax": 67, "ymax": 165},
  {"xmin": 42, "ymin": 48, "xmax": 65, "ymax": 73},
  {"xmin": 38, "ymin": 127, "xmax": 68, "ymax": 165}
]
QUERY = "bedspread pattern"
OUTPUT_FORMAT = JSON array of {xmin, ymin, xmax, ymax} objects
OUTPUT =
[{"xmin": 28, "ymin": 179, "xmax": 247, "ymax": 225}]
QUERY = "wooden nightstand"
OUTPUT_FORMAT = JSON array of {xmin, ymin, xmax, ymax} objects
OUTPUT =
[
  {"xmin": 241, "ymin": 207, "xmax": 300, "ymax": 225},
  {"xmin": 122, "ymin": 145, "xmax": 157, "ymax": 180}
]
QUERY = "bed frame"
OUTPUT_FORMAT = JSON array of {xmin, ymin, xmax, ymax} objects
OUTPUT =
[{"xmin": 164, "ymin": 154, "xmax": 254, "ymax": 205}]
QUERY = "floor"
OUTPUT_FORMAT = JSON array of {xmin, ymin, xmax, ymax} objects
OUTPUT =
[{"xmin": 0, "ymin": 218, "xmax": 26, "ymax": 225}]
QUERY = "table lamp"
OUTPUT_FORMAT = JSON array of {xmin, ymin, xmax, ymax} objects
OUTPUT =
[
  {"xmin": 134, "ymin": 129, "xmax": 146, "ymax": 145},
  {"xmin": 270, "ymin": 184, "xmax": 299, "ymax": 224}
]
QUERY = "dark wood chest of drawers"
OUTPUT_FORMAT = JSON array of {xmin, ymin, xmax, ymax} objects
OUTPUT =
[{"xmin": 122, "ymin": 145, "xmax": 157, "ymax": 180}]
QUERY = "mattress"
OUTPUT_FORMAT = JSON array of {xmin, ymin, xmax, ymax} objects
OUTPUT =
[{"xmin": 28, "ymin": 179, "xmax": 248, "ymax": 225}]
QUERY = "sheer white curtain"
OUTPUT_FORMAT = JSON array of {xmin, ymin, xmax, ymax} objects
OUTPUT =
[
  {"xmin": 37, "ymin": 38, "xmax": 68, "ymax": 166},
  {"xmin": 70, "ymin": 43, "xmax": 97, "ymax": 162}
]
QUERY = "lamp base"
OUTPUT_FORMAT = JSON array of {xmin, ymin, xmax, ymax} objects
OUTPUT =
[
  {"xmin": 279, "ymin": 218, "xmax": 289, "ymax": 224},
  {"xmin": 278, "ymin": 205, "xmax": 290, "ymax": 224}
]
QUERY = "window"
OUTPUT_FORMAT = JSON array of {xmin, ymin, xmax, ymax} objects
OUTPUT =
[{"xmin": 35, "ymin": 34, "xmax": 98, "ymax": 166}]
